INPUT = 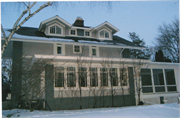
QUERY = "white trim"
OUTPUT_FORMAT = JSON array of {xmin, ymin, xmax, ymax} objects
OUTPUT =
[
  {"xmin": 33, "ymin": 54, "xmax": 151, "ymax": 63},
  {"xmin": 71, "ymin": 26, "xmax": 92, "ymax": 30}
]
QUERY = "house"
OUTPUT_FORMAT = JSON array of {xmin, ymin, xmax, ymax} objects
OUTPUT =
[{"xmin": 2, "ymin": 15, "xmax": 180, "ymax": 110}]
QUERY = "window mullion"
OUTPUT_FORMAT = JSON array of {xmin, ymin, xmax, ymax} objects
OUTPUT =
[
  {"xmin": 163, "ymin": 69, "xmax": 168, "ymax": 92},
  {"xmin": 151, "ymin": 68, "xmax": 155, "ymax": 93}
]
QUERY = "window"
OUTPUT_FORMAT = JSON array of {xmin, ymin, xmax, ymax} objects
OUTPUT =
[
  {"xmin": 70, "ymin": 30, "xmax": 76, "ymax": 35},
  {"xmin": 54, "ymin": 44, "xmax": 65, "ymax": 55},
  {"xmin": 110, "ymin": 68, "xmax": 118, "ymax": 86},
  {"xmin": 165, "ymin": 69, "xmax": 176, "ymax": 92},
  {"xmin": 55, "ymin": 67, "xmax": 64, "ymax": 87},
  {"xmin": 50, "ymin": 25, "xmax": 62, "ymax": 34},
  {"xmin": 78, "ymin": 67, "xmax": 87, "ymax": 87},
  {"xmin": 141, "ymin": 69, "xmax": 153, "ymax": 93},
  {"xmin": 99, "ymin": 30, "xmax": 110, "ymax": 38},
  {"xmin": 57, "ymin": 46, "xmax": 61, "ymax": 54},
  {"xmin": 90, "ymin": 46, "xmax": 99, "ymax": 57},
  {"xmin": 67, "ymin": 67, "xmax": 76, "ymax": 87},
  {"xmin": 100, "ymin": 68, "xmax": 108, "ymax": 87},
  {"xmin": 74, "ymin": 45, "xmax": 81, "ymax": 53},
  {"xmin": 120, "ymin": 68, "xmax": 128, "ymax": 86},
  {"xmin": 153, "ymin": 69, "xmax": 165, "ymax": 92},
  {"xmin": 85, "ymin": 31, "xmax": 90, "ymax": 36},
  {"xmin": 90, "ymin": 68, "xmax": 98, "ymax": 87}
]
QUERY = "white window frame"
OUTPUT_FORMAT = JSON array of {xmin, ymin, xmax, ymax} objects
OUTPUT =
[
  {"xmin": 48, "ymin": 23, "xmax": 63, "ymax": 36},
  {"xmin": 54, "ymin": 43, "xmax": 65, "ymax": 55},
  {"xmin": 70, "ymin": 29, "xmax": 77, "ymax": 36},
  {"xmin": 73, "ymin": 45, "xmax": 82, "ymax": 53},
  {"xmin": 84, "ymin": 30, "xmax": 91, "ymax": 37},
  {"xmin": 98, "ymin": 28, "xmax": 111, "ymax": 39},
  {"xmin": 89, "ymin": 46, "xmax": 99, "ymax": 57}
]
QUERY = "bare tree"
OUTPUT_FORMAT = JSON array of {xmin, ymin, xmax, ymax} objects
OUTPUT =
[
  {"xmin": 1, "ymin": 2, "xmax": 54, "ymax": 56},
  {"xmin": 13, "ymin": 56, "xmax": 52, "ymax": 112},
  {"xmin": 155, "ymin": 18, "xmax": 179, "ymax": 63}
]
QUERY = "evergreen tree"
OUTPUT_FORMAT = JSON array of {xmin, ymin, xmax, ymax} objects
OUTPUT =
[{"xmin": 129, "ymin": 32, "xmax": 151, "ymax": 59}]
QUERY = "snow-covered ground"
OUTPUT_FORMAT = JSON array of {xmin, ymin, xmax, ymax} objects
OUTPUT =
[{"xmin": 2, "ymin": 103, "xmax": 180, "ymax": 118}]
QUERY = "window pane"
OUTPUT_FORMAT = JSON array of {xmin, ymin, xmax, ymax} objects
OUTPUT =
[
  {"xmin": 120, "ymin": 68, "xmax": 128, "ymax": 86},
  {"xmin": 105, "ymin": 31, "xmax": 109, "ymax": 38},
  {"xmin": 153, "ymin": 69, "xmax": 164, "ymax": 85},
  {"xmin": 142, "ymin": 87, "xmax": 153, "ymax": 93},
  {"xmin": 92, "ymin": 48, "xmax": 96, "ymax": 56},
  {"xmin": 56, "ymin": 26, "xmax": 61, "ymax": 34},
  {"xmin": 100, "ymin": 68, "xmax": 108, "ymax": 86},
  {"xmin": 50, "ymin": 26, "xmax": 55, "ymax": 34},
  {"xmin": 167, "ymin": 86, "xmax": 177, "ymax": 92},
  {"xmin": 155, "ymin": 86, "xmax": 165, "ymax": 92},
  {"xmin": 74, "ymin": 45, "xmax": 80, "ymax": 52},
  {"xmin": 90, "ymin": 68, "xmax": 98, "ymax": 87},
  {"xmin": 85, "ymin": 31, "xmax": 90, "ymax": 36},
  {"xmin": 100, "ymin": 30, "xmax": 104, "ymax": 38},
  {"xmin": 141, "ymin": 69, "xmax": 152, "ymax": 86},
  {"xmin": 57, "ymin": 47, "xmax": 61, "ymax": 54},
  {"xmin": 71, "ymin": 30, "xmax": 76, "ymax": 35},
  {"xmin": 110, "ymin": 68, "xmax": 118, "ymax": 86},
  {"xmin": 67, "ymin": 67, "xmax": 76, "ymax": 87},
  {"xmin": 79, "ymin": 67, "xmax": 87, "ymax": 87},
  {"xmin": 165, "ymin": 69, "xmax": 176, "ymax": 85},
  {"xmin": 55, "ymin": 67, "xmax": 64, "ymax": 87}
]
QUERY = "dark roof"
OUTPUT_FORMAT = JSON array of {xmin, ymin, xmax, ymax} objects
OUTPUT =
[{"xmin": 9, "ymin": 27, "xmax": 141, "ymax": 47}]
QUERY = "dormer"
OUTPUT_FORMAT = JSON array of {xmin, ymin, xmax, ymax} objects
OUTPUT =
[
  {"xmin": 39, "ymin": 15, "xmax": 71, "ymax": 36},
  {"xmin": 92, "ymin": 21, "xmax": 119, "ymax": 41}
]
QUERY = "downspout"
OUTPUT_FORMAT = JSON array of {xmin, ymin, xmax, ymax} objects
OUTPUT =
[{"xmin": 120, "ymin": 48, "xmax": 125, "ymax": 58}]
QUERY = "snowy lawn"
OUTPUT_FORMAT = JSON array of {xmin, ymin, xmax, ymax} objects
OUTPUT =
[{"xmin": 2, "ymin": 103, "xmax": 180, "ymax": 118}]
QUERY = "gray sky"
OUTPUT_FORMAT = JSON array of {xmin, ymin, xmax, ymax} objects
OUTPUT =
[{"xmin": 1, "ymin": 1, "xmax": 179, "ymax": 47}]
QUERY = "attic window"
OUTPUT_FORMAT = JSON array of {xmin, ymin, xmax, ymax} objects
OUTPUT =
[
  {"xmin": 70, "ymin": 30, "xmax": 76, "ymax": 35},
  {"xmin": 99, "ymin": 30, "xmax": 109, "ymax": 38},
  {"xmin": 50, "ymin": 25, "xmax": 62, "ymax": 34},
  {"xmin": 85, "ymin": 31, "xmax": 90, "ymax": 36}
]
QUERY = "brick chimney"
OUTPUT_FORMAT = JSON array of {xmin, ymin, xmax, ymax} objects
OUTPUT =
[{"xmin": 73, "ymin": 17, "xmax": 84, "ymax": 27}]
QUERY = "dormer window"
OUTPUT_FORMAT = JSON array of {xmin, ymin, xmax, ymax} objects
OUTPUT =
[
  {"xmin": 70, "ymin": 29, "xmax": 76, "ymax": 35},
  {"xmin": 85, "ymin": 31, "xmax": 90, "ymax": 36},
  {"xmin": 100, "ymin": 30, "xmax": 109, "ymax": 38},
  {"xmin": 50, "ymin": 25, "xmax": 62, "ymax": 34}
]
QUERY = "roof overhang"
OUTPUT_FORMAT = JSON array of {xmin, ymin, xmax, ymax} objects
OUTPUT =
[{"xmin": 91, "ymin": 21, "xmax": 119, "ymax": 34}]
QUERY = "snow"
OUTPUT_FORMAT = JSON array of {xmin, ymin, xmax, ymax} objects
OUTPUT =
[{"xmin": 2, "ymin": 103, "xmax": 180, "ymax": 118}]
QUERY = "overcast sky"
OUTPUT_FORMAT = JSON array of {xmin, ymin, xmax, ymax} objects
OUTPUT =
[{"xmin": 1, "ymin": 1, "xmax": 179, "ymax": 47}]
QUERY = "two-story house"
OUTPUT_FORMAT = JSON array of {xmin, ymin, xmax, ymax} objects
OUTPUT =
[{"xmin": 2, "ymin": 15, "xmax": 180, "ymax": 110}]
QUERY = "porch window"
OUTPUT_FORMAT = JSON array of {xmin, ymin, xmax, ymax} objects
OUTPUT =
[
  {"xmin": 100, "ymin": 68, "xmax": 108, "ymax": 87},
  {"xmin": 141, "ymin": 69, "xmax": 153, "ymax": 93},
  {"xmin": 110, "ymin": 68, "xmax": 118, "ymax": 86},
  {"xmin": 67, "ymin": 67, "xmax": 76, "ymax": 87},
  {"xmin": 55, "ymin": 67, "xmax": 64, "ymax": 87},
  {"xmin": 153, "ymin": 69, "xmax": 165, "ymax": 92},
  {"xmin": 120, "ymin": 68, "xmax": 128, "ymax": 86},
  {"xmin": 165, "ymin": 69, "xmax": 177, "ymax": 92},
  {"xmin": 78, "ymin": 67, "xmax": 87, "ymax": 87},
  {"xmin": 90, "ymin": 68, "xmax": 98, "ymax": 87}
]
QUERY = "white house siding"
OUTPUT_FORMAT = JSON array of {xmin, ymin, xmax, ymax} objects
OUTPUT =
[{"xmin": 140, "ymin": 62, "xmax": 180, "ymax": 105}]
